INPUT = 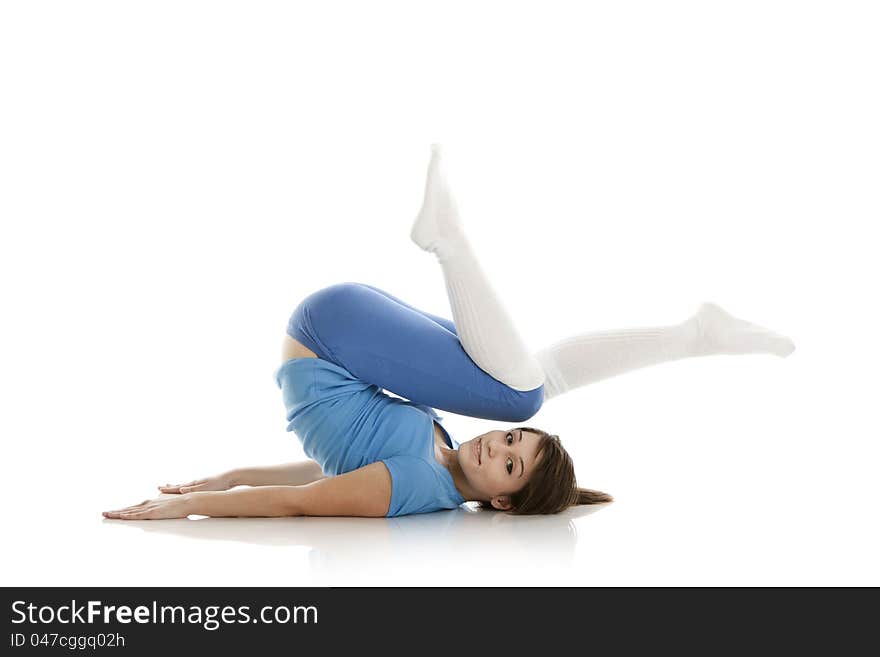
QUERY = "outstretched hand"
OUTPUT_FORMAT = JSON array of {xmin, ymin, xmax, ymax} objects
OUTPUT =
[
  {"xmin": 157, "ymin": 472, "xmax": 233, "ymax": 494},
  {"xmin": 103, "ymin": 495, "xmax": 192, "ymax": 520}
]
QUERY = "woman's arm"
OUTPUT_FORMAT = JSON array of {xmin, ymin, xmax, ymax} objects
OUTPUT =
[
  {"xmin": 104, "ymin": 462, "xmax": 392, "ymax": 520},
  {"xmin": 229, "ymin": 460, "xmax": 327, "ymax": 487},
  {"xmin": 158, "ymin": 459, "xmax": 326, "ymax": 494}
]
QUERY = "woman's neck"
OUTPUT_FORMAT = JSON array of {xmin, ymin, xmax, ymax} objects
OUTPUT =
[{"xmin": 435, "ymin": 444, "xmax": 479, "ymax": 502}]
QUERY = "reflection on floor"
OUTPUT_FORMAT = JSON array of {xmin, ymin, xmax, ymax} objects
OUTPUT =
[{"xmin": 101, "ymin": 503, "xmax": 606, "ymax": 585}]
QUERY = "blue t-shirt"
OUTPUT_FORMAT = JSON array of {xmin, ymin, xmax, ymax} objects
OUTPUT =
[{"xmin": 274, "ymin": 357, "xmax": 466, "ymax": 517}]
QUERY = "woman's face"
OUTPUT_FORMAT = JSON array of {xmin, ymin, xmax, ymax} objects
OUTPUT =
[{"xmin": 459, "ymin": 428, "xmax": 543, "ymax": 510}]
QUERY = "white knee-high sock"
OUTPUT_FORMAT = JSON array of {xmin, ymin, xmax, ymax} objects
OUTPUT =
[
  {"xmin": 411, "ymin": 145, "xmax": 546, "ymax": 391},
  {"xmin": 535, "ymin": 302, "xmax": 796, "ymax": 401}
]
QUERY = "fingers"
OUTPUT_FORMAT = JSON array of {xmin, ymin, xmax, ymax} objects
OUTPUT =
[
  {"xmin": 158, "ymin": 479, "xmax": 201, "ymax": 494},
  {"xmin": 103, "ymin": 506, "xmax": 157, "ymax": 520},
  {"xmin": 103, "ymin": 501, "xmax": 177, "ymax": 520},
  {"xmin": 103, "ymin": 494, "xmax": 191, "ymax": 520},
  {"xmin": 105, "ymin": 499, "xmax": 151, "ymax": 514},
  {"xmin": 102, "ymin": 498, "xmax": 156, "ymax": 518},
  {"xmin": 179, "ymin": 483, "xmax": 206, "ymax": 493},
  {"xmin": 101, "ymin": 506, "xmax": 155, "ymax": 520}
]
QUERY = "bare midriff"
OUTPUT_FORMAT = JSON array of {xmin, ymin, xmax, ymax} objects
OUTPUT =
[{"xmin": 282, "ymin": 335, "xmax": 317, "ymax": 362}]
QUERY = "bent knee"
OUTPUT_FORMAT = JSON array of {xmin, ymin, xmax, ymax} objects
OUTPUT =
[{"xmin": 503, "ymin": 385, "xmax": 545, "ymax": 423}]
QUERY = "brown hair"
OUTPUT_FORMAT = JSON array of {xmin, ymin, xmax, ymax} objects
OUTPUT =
[{"xmin": 478, "ymin": 426, "xmax": 613, "ymax": 515}]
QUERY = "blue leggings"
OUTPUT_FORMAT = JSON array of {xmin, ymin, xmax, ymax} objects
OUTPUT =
[{"xmin": 286, "ymin": 282, "xmax": 545, "ymax": 422}]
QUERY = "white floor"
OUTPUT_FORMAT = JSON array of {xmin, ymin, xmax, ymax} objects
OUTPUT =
[
  {"xmin": 2, "ymin": 2, "xmax": 878, "ymax": 587},
  {"xmin": 9, "ymin": 426, "xmax": 880, "ymax": 588}
]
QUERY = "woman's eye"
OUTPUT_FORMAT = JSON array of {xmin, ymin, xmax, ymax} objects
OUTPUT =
[
  {"xmin": 506, "ymin": 458, "xmax": 513, "ymax": 474},
  {"xmin": 506, "ymin": 433, "xmax": 513, "ymax": 445}
]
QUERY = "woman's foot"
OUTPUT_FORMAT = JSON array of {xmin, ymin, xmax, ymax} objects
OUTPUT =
[
  {"xmin": 411, "ymin": 144, "xmax": 466, "ymax": 254},
  {"xmin": 691, "ymin": 302, "xmax": 796, "ymax": 357}
]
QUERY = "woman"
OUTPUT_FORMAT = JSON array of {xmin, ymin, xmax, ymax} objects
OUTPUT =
[{"xmin": 103, "ymin": 146, "xmax": 795, "ymax": 520}]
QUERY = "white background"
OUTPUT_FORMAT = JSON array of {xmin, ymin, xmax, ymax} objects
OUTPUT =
[{"xmin": 1, "ymin": 1, "xmax": 877, "ymax": 586}]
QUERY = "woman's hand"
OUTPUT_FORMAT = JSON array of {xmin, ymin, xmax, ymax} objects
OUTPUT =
[
  {"xmin": 103, "ymin": 495, "xmax": 193, "ymax": 520},
  {"xmin": 157, "ymin": 471, "xmax": 235, "ymax": 494}
]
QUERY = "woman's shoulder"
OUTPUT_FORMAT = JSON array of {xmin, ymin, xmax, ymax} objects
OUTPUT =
[{"xmin": 380, "ymin": 453, "xmax": 465, "ymax": 517}]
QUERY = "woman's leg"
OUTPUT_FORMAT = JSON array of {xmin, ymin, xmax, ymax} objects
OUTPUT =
[
  {"xmin": 354, "ymin": 283, "xmax": 458, "ymax": 336},
  {"xmin": 534, "ymin": 302, "xmax": 795, "ymax": 401},
  {"xmin": 285, "ymin": 282, "xmax": 542, "ymax": 422},
  {"xmin": 410, "ymin": 145, "xmax": 796, "ymax": 404},
  {"xmin": 411, "ymin": 145, "xmax": 546, "ymax": 392}
]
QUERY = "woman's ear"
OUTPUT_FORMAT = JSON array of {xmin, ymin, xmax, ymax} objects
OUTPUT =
[{"xmin": 491, "ymin": 496, "xmax": 513, "ymax": 511}]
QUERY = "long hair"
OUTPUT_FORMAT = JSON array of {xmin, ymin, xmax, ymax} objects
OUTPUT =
[{"xmin": 479, "ymin": 426, "xmax": 613, "ymax": 515}]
